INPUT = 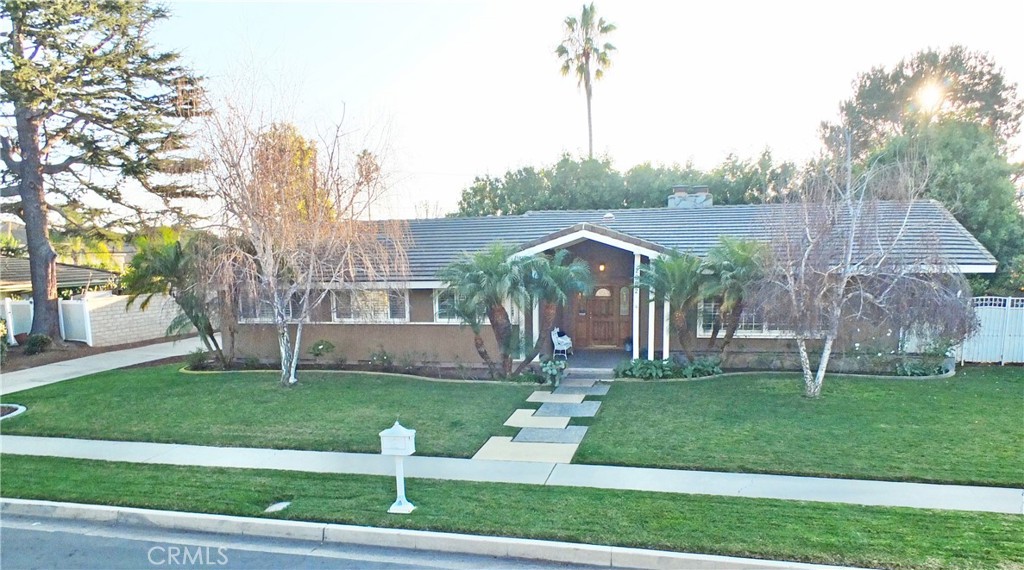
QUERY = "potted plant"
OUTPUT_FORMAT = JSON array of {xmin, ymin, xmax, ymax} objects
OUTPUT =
[{"xmin": 541, "ymin": 358, "xmax": 567, "ymax": 387}]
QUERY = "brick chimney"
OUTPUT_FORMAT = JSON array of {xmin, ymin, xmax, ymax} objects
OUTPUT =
[{"xmin": 667, "ymin": 185, "xmax": 713, "ymax": 208}]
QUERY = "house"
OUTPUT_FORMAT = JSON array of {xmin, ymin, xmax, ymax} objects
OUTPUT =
[
  {"xmin": 0, "ymin": 256, "xmax": 119, "ymax": 296},
  {"xmin": 233, "ymin": 189, "xmax": 997, "ymax": 366}
]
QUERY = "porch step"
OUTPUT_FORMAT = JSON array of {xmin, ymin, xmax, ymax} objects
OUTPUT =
[
  {"xmin": 567, "ymin": 367, "xmax": 615, "ymax": 379},
  {"xmin": 559, "ymin": 378, "xmax": 596, "ymax": 387}
]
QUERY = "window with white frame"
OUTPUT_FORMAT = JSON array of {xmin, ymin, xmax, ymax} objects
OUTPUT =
[
  {"xmin": 238, "ymin": 288, "xmax": 301, "ymax": 323},
  {"xmin": 433, "ymin": 289, "xmax": 489, "ymax": 324},
  {"xmin": 333, "ymin": 289, "xmax": 408, "ymax": 323},
  {"xmin": 697, "ymin": 300, "xmax": 794, "ymax": 338}
]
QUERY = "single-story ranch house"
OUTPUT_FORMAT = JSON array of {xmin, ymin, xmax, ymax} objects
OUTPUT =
[{"xmin": 234, "ymin": 189, "xmax": 996, "ymax": 366}]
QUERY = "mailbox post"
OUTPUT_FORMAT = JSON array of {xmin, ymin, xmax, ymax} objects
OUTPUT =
[{"xmin": 379, "ymin": 421, "xmax": 416, "ymax": 514}]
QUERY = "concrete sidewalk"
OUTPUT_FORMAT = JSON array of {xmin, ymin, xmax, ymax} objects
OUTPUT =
[
  {"xmin": 0, "ymin": 336, "xmax": 209, "ymax": 396},
  {"xmin": 3, "ymin": 435, "xmax": 1020, "ymax": 515}
]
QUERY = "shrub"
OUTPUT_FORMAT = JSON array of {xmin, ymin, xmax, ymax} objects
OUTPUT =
[
  {"xmin": 0, "ymin": 319, "xmax": 8, "ymax": 366},
  {"xmin": 680, "ymin": 356, "xmax": 723, "ymax": 378},
  {"xmin": 369, "ymin": 345, "xmax": 395, "ymax": 372},
  {"xmin": 615, "ymin": 357, "xmax": 722, "ymax": 380},
  {"xmin": 614, "ymin": 358, "xmax": 676, "ymax": 380},
  {"xmin": 308, "ymin": 339, "xmax": 335, "ymax": 359},
  {"xmin": 185, "ymin": 348, "xmax": 210, "ymax": 371},
  {"xmin": 23, "ymin": 334, "xmax": 52, "ymax": 356}
]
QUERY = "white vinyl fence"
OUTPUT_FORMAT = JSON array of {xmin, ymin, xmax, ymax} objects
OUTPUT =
[
  {"xmin": 959, "ymin": 296, "xmax": 1024, "ymax": 365},
  {"xmin": 3, "ymin": 293, "xmax": 186, "ymax": 348}
]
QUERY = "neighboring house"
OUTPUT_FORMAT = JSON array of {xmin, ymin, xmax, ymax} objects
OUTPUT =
[
  {"xmin": 234, "ymin": 189, "xmax": 996, "ymax": 365},
  {"xmin": 0, "ymin": 256, "xmax": 119, "ymax": 297}
]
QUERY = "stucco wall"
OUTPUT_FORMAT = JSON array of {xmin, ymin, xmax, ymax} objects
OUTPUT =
[
  {"xmin": 83, "ymin": 293, "xmax": 190, "ymax": 347},
  {"xmin": 234, "ymin": 322, "xmax": 503, "ymax": 365}
]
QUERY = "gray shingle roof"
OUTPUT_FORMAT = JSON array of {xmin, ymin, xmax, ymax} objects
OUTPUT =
[
  {"xmin": 399, "ymin": 200, "xmax": 996, "ymax": 281},
  {"xmin": 0, "ymin": 257, "xmax": 119, "ymax": 294}
]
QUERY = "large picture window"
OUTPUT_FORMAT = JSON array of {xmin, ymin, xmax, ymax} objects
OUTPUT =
[
  {"xmin": 697, "ymin": 300, "xmax": 793, "ymax": 339},
  {"xmin": 333, "ymin": 289, "xmax": 408, "ymax": 323}
]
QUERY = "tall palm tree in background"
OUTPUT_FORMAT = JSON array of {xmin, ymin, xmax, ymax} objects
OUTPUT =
[
  {"xmin": 635, "ymin": 252, "xmax": 705, "ymax": 362},
  {"xmin": 438, "ymin": 242, "xmax": 531, "ymax": 377},
  {"xmin": 515, "ymin": 250, "xmax": 593, "ymax": 374},
  {"xmin": 122, "ymin": 228, "xmax": 226, "ymax": 367},
  {"xmin": 556, "ymin": 3, "xmax": 616, "ymax": 159},
  {"xmin": 701, "ymin": 237, "xmax": 768, "ymax": 360}
]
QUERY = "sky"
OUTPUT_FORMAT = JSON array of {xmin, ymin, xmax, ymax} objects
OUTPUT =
[{"xmin": 152, "ymin": 0, "xmax": 1024, "ymax": 218}]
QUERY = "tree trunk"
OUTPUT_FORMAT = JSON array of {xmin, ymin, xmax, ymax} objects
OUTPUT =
[
  {"xmin": 276, "ymin": 322, "xmax": 296, "ymax": 387},
  {"xmin": 707, "ymin": 316, "xmax": 722, "ymax": 349},
  {"xmin": 796, "ymin": 338, "xmax": 819, "ymax": 398},
  {"xmin": 288, "ymin": 321, "xmax": 304, "ymax": 383},
  {"xmin": 514, "ymin": 301, "xmax": 557, "ymax": 375},
  {"xmin": 473, "ymin": 332, "xmax": 499, "ymax": 379},
  {"xmin": 719, "ymin": 300, "xmax": 744, "ymax": 364},
  {"xmin": 488, "ymin": 304, "xmax": 514, "ymax": 377},
  {"xmin": 217, "ymin": 288, "xmax": 238, "ymax": 368},
  {"xmin": 14, "ymin": 108, "xmax": 60, "ymax": 340},
  {"xmin": 672, "ymin": 308, "xmax": 694, "ymax": 362},
  {"xmin": 585, "ymin": 76, "xmax": 594, "ymax": 159},
  {"xmin": 809, "ymin": 334, "xmax": 836, "ymax": 399}
]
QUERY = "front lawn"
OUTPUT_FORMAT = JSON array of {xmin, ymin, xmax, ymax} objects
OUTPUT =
[
  {"xmin": 3, "ymin": 455, "xmax": 1020, "ymax": 570},
  {"xmin": 0, "ymin": 365, "xmax": 532, "ymax": 457},
  {"xmin": 577, "ymin": 366, "xmax": 1024, "ymax": 486}
]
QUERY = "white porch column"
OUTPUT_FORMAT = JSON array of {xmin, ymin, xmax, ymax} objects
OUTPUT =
[
  {"xmin": 647, "ymin": 286, "xmax": 655, "ymax": 360},
  {"xmin": 663, "ymin": 298, "xmax": 671, "ymax": 360},
  {"xmin": 532, "ymin": 298, "xmax": 540, "ymax": 347},
  {"xmin": 632, "ymin": 253, "xmax": 641, "ymax": 360}
]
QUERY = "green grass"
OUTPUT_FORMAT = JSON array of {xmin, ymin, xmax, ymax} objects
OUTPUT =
[
  {"xmin": 578, "ymin": 366, "xmax": 1024, "ymax": 486},
  {"xmin": 0, "ymin": 365, "xmax": 532, "ymax": 457},
  {"xmin": 2, "ymin": 455, "xmax": 1020, "ymax": 570}
]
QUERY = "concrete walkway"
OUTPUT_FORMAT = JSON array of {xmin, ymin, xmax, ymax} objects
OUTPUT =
[
  {"xmin": 0, "ymin": 336, "xmax": 209, "ymax": 396},
  {"xmin": 474, "ymin": 377, "xmax": 610, "ymax": 463},
  {"xmin": 3, "ymin": 435, "xmax": 1020, "ymax": 515}
]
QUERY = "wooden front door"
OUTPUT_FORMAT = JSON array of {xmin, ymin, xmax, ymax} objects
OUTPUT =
[
  {"xmin": 573, "ymin": 285, "xmax": 630, "ymax": 348},
  {"xmin": 590, "ymin": 296, "xmax": 618, "ymax": 346}
]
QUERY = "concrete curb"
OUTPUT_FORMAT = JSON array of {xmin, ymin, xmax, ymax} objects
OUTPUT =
[
  {"xmin": 1, "ymin": 498, "xmax": 869, "ymax": 570},
  {"xmin": 0, "ymin": 404, "xmax": 27, "ymax": 421}
]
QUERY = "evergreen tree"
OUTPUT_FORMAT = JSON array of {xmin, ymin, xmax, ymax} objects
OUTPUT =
[{"xmin": 1, "ymin": 0, "xmax": 203, "ymax": 338}]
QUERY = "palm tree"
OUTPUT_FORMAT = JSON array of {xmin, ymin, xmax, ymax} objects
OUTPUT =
[
  {"xmin": 451, "ymin": 296, "xmax": 499, "ymax": 380},
  {"xmin": 122, "ymin": 228, "xmax": 226, "ymax": 367},
  {"xmin": 635, "ymin": 252, "xmax": 704, "ymax": 362},
  {"xmin": 700, "ymin": 238, "xmax": 768, "ymax": 359},
  {"xmin": 556, "ymin": 3, "xmax": 616, "ymax": 159},
  {"xmin": 438, "ymin": 242, "xmax": 531, "ymax": 377},
  {"xmin": 515, "ymin": 250, "xmax": 593, "ymax": 374}
]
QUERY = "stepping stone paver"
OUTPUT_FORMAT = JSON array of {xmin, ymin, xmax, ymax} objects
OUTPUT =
[
  {"xmin": 559, "ymin": 378, "xmax": 596, "ymax": 387},
  {"xmin": 526, "ymin": 391, "xmax": 585, "ymax": 404},
  {"xmin": 514, "ymin": 426, "xmax": 588, "ymax": 444},
  {"xmin": 534, "ymin": 401, "xmax": 601, "ymax": 417},
  {"xmin": 553, "ymin": 384, "xmax": 610, "ymax": 396},
  {"xmin": 503, "ymin": 409, "xmax": 570, "ymax": 429},
  {"xmin": 472, "ymin": 437, "xmax": 577, "ymax": 463}
]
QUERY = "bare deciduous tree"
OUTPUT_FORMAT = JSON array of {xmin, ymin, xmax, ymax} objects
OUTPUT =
[
  {"xmin": 206, "ymin": 107, "xmax": 406, "ymax": 386},
  {"xmin": 758, "ymin": 132, "xmax": 976, "ymax": 398}
]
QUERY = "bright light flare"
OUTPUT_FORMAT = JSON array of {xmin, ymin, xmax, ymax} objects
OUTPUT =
[{"xmin": 916, "ymin": 82, "xmax": 945, "ymax": 114}]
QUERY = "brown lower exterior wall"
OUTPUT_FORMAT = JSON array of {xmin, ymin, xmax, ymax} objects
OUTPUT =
[{"xmin": 234, "ymin": 323, "xmax": 503, "ymax": 365}]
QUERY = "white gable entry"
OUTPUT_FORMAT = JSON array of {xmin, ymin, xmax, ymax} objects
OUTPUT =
[{"xmin": 511, "ymin": 224, "xmax": 671, "ymax": 361}]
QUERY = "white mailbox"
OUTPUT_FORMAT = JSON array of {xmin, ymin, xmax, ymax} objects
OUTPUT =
[
  {"xmin": 379, "ymin": 421, "xmax": 416, "ymax": 514},
  {"xmin": 379, "ymin": 421, "xmax": 416, "ymax": 456}
]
